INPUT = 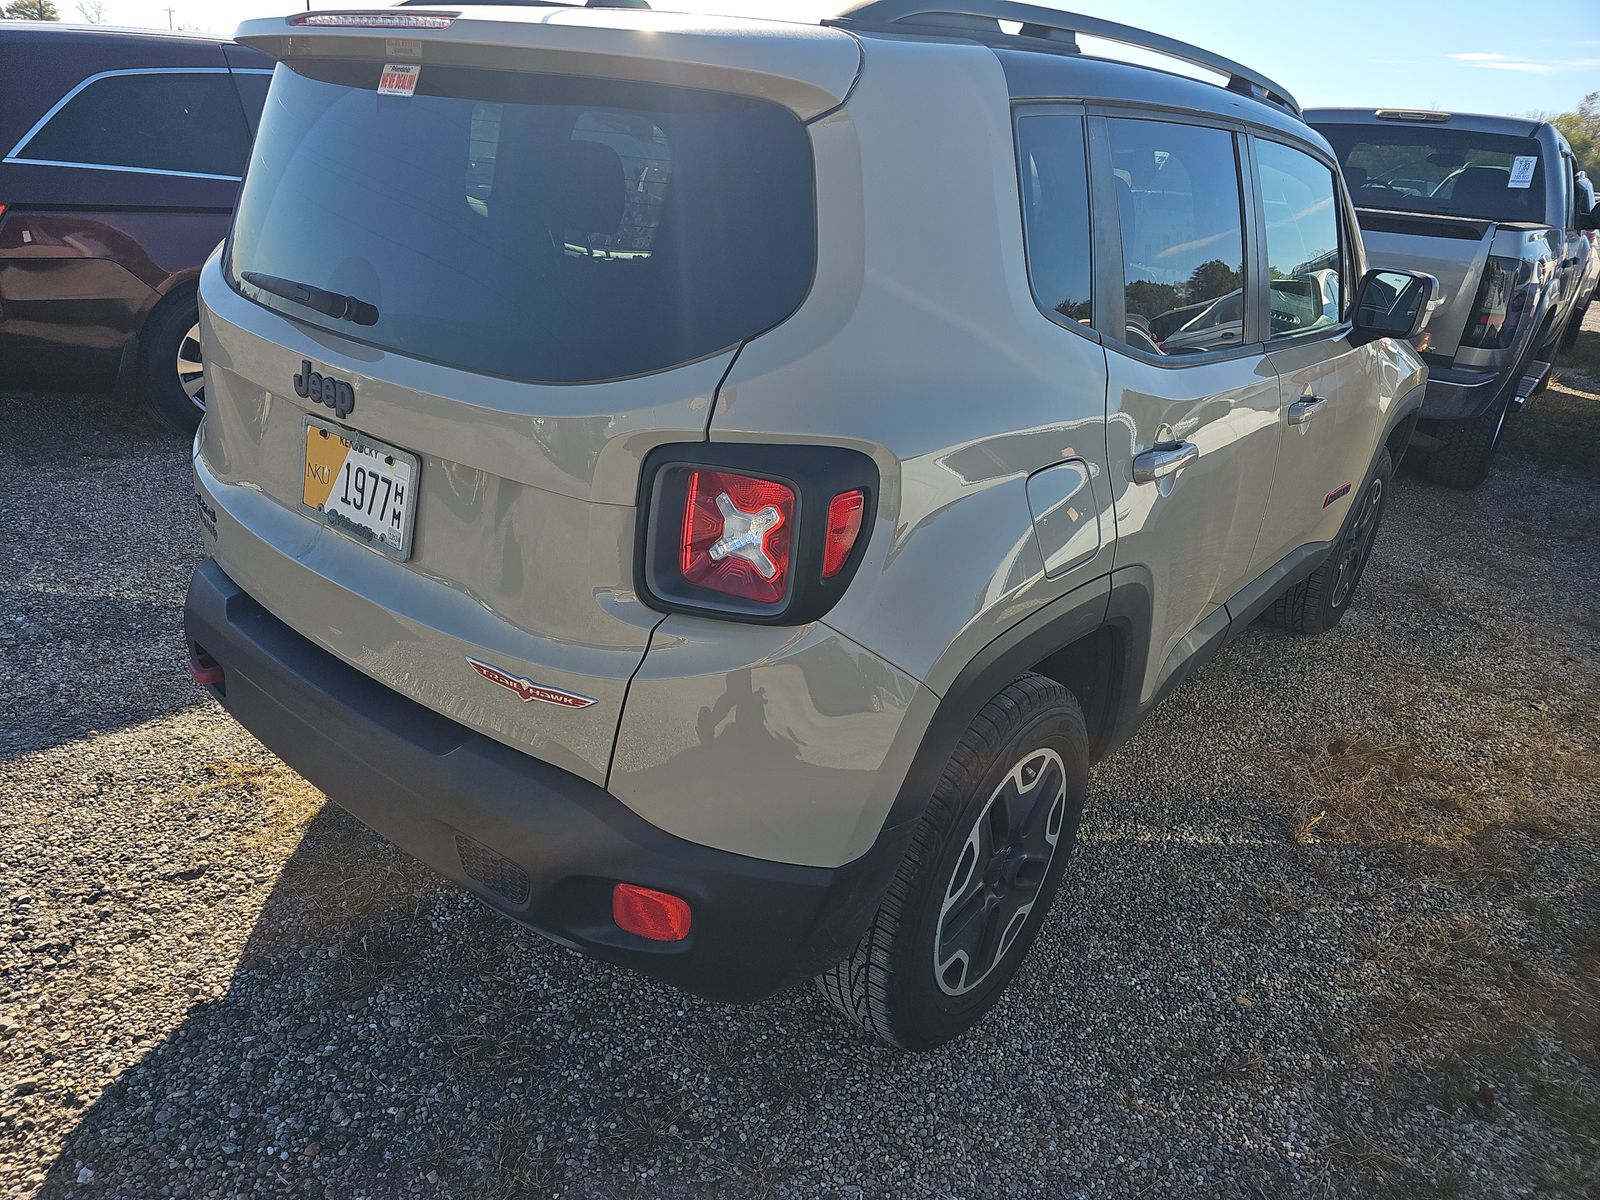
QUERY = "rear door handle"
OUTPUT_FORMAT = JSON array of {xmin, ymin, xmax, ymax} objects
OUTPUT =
[
  {"xmin": 1131, "ymin": 440, "xmax": 1198, "ymax": 484},
  {"xmin": 1288, "ymin": 395, "xmax": 1329, "ymax": 426}
]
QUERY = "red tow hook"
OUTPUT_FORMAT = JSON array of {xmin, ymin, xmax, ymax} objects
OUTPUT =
[{"xmin": 187, "ymin": 651, "xmax": 225, "ymax": 687}]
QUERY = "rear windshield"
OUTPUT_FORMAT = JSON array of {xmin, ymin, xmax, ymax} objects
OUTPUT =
[
  {"xmin": 227, "ymin": 61, "xmax": 815, "ymax": 383},
  {"xmin": 1317, "ymin": 123, "xmax": 1547, "ymax": 223}
]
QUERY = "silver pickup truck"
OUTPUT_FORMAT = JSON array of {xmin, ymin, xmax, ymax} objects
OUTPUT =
[{"xmin": 1308, "ymin": 108, "xmax": 1598, "ymax": 488}]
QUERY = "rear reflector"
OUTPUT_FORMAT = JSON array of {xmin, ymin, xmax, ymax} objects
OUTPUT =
[
  {"xmin": 612, "ymin": 883, "xmax": 692, "ymax": 942},
  {"xmin": 822, "ymin": 489, "xmax": 865, "ymax": 579},
  {"xmin": 290, "ymin": 11, "xmax": 456, "ymax": 28},
  {"xmin": 187, "ymin": 652, "xmax": 224, "ymax": 687}
]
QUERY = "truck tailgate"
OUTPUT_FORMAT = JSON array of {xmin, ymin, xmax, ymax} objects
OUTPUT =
[{"xmin": 1355, "ymin": 208, "xmax": 1495, "ymax": 357}]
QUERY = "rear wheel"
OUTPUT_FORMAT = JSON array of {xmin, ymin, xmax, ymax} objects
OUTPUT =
[
  {"xmin": 1268, "ymin": 450, "xmax": 1392, "ymax": 636},
  {"xmin": 138, "ymin": 293, "xmax": 206, "ymax": 434},
  {"xmin": 1425, "ymin": 391, "xmax": 1511, "ymax": 490},
  {"xmin": 817, "ymin": 675, "xmax": 1088, "ymax": 1050},
  {"xmin": 1560, "ymin": 300, "xmax": 1589, "ymax": 354}
]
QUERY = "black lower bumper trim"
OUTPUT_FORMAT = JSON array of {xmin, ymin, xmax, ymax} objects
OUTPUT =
[{"xmin": 183, "ymin": 558, "xmax": 903, "ymax": 1003}]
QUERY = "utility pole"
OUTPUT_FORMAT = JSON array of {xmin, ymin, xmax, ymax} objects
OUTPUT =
[{"xmin": 164, "ymin": 5, "xmax": 175, "ymax": 28}]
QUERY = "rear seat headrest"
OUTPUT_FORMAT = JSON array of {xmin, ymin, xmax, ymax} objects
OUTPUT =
[{"xmin": 545, "ymin": 139, "xmax": 626, "ymax": 241}]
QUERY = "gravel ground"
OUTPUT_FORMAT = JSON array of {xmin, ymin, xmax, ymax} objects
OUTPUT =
[{"xmin": 3, "ymin": 328, "xmax": 1598, "ymax": 1198}]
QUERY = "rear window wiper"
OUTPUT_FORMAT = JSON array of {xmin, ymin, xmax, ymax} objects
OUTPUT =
[{"xmin": 241, "ymin": 271, "xmax": 379, "ymax": 327}]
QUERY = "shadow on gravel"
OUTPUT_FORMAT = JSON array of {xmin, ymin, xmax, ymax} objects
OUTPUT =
[
  {"xmin": 0, "ymin": 392, "xmax": 173, "ymax": 464},
  {"xmin": 35, "ymin": 781, "xmax": 1326, "ymax": 1198},
  {"xmin": 0, "ymin": 587, "xmax": 202, "ymax": 762},
  {"xmin": 0, "ymin": 390, "xmax": 206, "ymax": 761}
]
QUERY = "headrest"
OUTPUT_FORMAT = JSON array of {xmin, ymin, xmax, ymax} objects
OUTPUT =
[
  {"xmin": 546, "ymin": 139, "xmax": 626, "ymax": 241},
  {"xmin": 1448, "ymin": 164, "xmax": 1512, "ymax": 210}
]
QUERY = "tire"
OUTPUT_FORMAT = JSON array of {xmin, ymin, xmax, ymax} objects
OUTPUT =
[
  {"xmin": 1425, "ymin": 389, "xmax": 1511, "ymax": 490},
  {"xmin": 138, "ymin": 292, "xmax": 206, "ymax": 435},
  {"xmin": 1267, "ymin": 449, "xmax": 1393, "ymax": 636},
  {"xmin": 1560, "ymin": 301, "xmax": 1589, "ymax": 354},
  {"xmin": 816, "ymin": 675, "xmax": 1088, "ymax": 1050}
]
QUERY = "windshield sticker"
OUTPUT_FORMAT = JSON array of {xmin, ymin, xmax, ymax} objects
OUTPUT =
[
  {"xmin": 377, "ymin": 63, "xmax": 420, "ymax": 97},
  {"xmin": 1508, "ymin": 155, "xmax": 1537, "ymax": 189}
]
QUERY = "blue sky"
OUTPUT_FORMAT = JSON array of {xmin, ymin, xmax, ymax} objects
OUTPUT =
[{"xmin": 94, "ymin": 0, "xmax": 1600, "ymax": 116}]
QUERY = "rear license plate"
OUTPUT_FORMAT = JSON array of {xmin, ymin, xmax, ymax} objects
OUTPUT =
[{"xmin": 301, "ymin": 417, "xmax": 419, "ymax": 560}]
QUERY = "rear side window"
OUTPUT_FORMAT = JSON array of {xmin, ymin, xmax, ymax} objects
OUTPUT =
[
  {"xmin": 1256, "ymin": 140, "xmax": 1345, "ymax": 339},
  {"xmin": 228, "ymin": 62, "xmax": 816, "ymax": 384},
  {"xmin": 231, "ymin": 70, "xmax": 271, "ymax": 133},
  {"xmin": 1317, "ymin": 124, "xmax": 1546, "ymax": 223},
  {"xmin": 14, "ymin": 70, "xmax": 251, "ymax": 178},
  {"xmin": 1107, "ymin": 117, "xmax": 1247, "ymax": 355},
  {"xmin": 1016, "ymin": 112, "xmax": 1093, "ymax": 328}
]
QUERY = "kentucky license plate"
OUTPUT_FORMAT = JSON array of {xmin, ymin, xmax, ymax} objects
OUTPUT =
[{"xmin": 301, "ymin": 418, "xmax": 419, "ymax": 560}]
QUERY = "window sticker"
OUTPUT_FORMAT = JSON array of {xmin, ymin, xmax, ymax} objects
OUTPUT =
[
  {"xmin": 377, "ymin": 63, "xmax": 420, "ymax": 97},
  {"xmin": 1508, "ymin": 155, "xmax": 1537, "ymax": 189}
]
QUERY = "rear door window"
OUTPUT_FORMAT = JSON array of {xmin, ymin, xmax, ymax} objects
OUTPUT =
[
  {"xmin": 1106, "ymin": 117, "xmax": 1248, "ymax": 355},
  {"xmin": 228, "ymin": 61, "xmax": 817, "ymax": 385},
  {"xmin": 230, "ymin": 70, "xmax": 272, "ymax": 134},
  {"xmin": 1016, "ymin": 111, "xmax": 1094, "ymax": 329},
  {"xmin": 1256, "ymin": 139, "xmax": 1345, "ymax": 339},
  {"xmin": 13, "ymin": 70, "xmax": 252, "ymax": 178}
]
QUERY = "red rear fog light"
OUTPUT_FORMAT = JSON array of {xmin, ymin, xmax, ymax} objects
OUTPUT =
[{"xmin": 612, "ymin": 883, "xmax": 692, "ymax": 942}]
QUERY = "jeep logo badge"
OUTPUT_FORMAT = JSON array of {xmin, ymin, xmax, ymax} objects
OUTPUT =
[{"xmin": 293, "ymin": 360, "xmax": 356, "ymax": 419}]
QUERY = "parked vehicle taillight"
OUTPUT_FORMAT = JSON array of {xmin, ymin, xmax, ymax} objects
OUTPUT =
[
  {"xmin": 679, "ymin": 468, "xmax": 796, "ymax": 604},
  {"xmin": 1460, "ymin": 256, "xmax": 1533, "ymax": 350},
  {"xmin": 640, "ymin": 446, "xmax": 878, "ymax": 625}
]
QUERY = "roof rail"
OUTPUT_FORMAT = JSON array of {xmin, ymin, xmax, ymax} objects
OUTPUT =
[{"xmin": 825, "ymin": 1, "xmax": 1301, "ymax": 115}]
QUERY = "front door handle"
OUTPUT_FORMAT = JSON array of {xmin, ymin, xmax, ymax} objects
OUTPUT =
[
  {"xmin": 1132, "ymin": 440, "xmax": 1199, "ymax": 484},
  {"xmin": 1288, "ymin": 395, "xmax": 1329, "ymax": 426}
]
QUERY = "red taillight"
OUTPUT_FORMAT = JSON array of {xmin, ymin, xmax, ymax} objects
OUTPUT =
[
  {"xmin": 612, "ymin": 883, "xmax": 692, "ymax": 942},
  {"xmin": 822, "ymin": 489, "xmax": 865, "ymax": 579},
  {"xmin": 678, "ymin": 468, "xmax": 795, "ymax": 605},
  {"xmin": 1460, "ymin": 256, "xmax": 1530, "ymax": 350}
]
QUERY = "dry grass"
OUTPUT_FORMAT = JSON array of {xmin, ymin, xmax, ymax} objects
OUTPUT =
[
  {"xmin": 184, "ymin": 756, "xmax": 324, "ymax": 857},
  {"xmin": 1284, "ymin": 690, "xmax": 1600, "ymax": 861},
  {"xmin": 1281, "ymin": 660, "xmax": 1600, "ymax": 1195},
  {"xmin": 1503, "ymin": 330, "xmax": 1600, "ymax": 478}
]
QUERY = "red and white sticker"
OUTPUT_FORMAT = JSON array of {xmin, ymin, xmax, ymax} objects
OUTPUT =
[{"xmin": 377, "ymin": 63, "xmax": 420, "ymax": 97}]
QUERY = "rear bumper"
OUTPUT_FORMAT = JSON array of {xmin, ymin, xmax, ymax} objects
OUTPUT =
[
  {"xmin": 1419, "ymin": 362, "xmax": 1514, "ymax": 421},
  {"xmin": 183, "ymin": 557, "xmax": 904, "ymax": 1003}
]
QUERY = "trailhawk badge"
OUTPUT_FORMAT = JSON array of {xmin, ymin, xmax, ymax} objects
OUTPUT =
[{"xmin": 465, "ymin": 657, "xmax": 596, "ymax": 709}]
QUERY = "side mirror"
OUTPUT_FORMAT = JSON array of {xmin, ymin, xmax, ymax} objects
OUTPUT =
[
  {"xmin": 1579, "ymin": 201, "xmax": 1600, "ymax": 232},
  {"xmin": 1351, "ymin": 268, "xmax": 1437, "ymax": 345}
]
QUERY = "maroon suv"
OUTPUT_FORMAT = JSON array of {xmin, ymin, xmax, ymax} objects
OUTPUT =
[{"xmin": 0, "ymin": 23, "xmax": 269, "ymax": 431}]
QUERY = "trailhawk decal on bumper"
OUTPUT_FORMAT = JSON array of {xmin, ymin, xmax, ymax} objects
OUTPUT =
[
  {"xmin": 1323, "ymin": 482, "xmax": 1353, "ymax": 509},
  {"xmin": 465, "ymin": 657, "xmax": 596, "ymax": 709}
]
